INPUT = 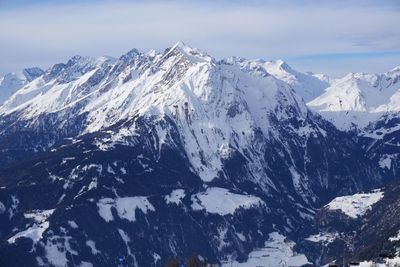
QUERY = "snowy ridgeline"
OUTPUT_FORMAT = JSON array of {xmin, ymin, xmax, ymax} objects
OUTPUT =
[
  {"xmin": 1, "ymin": 41, "xmax": 399, "ymax": 134},
  {"xmin": 307, "ymin": 68, "xmax": 400, "ymax": 130},
  {"xmin": 222, "ymin": 232, "xmax": 310, "ymax": 267},
  {"xmin": 324, "ymin": 189, "xmax": 384, "ymax": 219}
]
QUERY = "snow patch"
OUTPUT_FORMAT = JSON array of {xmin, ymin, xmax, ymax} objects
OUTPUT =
[
  {"xmin": 42, "ymin": 235, "xmax": 77, "ymax": 267},
  {"xmin": 222, "ymin": 232, "xmax": 310, "ymax": 267},
  {"xmin": 165, "ymin": 189, "xmax": 185, "ymax": 205},
  {"xmin": 67, "ymin": 220, "xmax": 78, "ymax": 229},
  {"xmin": 8, "ymin": 209, "xmax": 54, "ymax": 244},
  {"xmin": 80, "ymin": 262, "xmax": 93, "ymax": 267},
  {"xmin": 389, "ymin": 230, "xmax": 400, "ymax": 242},
  {"xmin": 191, "ymin": 187, "xmax": 264, "ymax": 216},
  {"xmin": 379, "ymin": 156, "xmax": 392, "ymax": 170},
  {"xmin": 86, "ymin": 240, "xmax": 100, "ymax": 254},
  {"xmin": 8, "ymin": 221, "xmax": 50, "ymax": 244},
  {"xmin": 8, "ymin": 195, "xmax": 19, "ymax": 219},
  {"xmin": 305, "ymin": 232, "xmax": 339, "ymax": 245},
  {"xmin": 97, "ymin": 196, "xmax": 155, "ymax": 222},
  {"xmin": 325, "ymin": 190, "xmax": 384, "ymax": 219},
  {"xmin": 0, "ymin": 201, "xmax": 5, "ymax": 214}
]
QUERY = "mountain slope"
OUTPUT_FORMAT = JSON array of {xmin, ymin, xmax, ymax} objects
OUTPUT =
[
  {"xmin": 0, "ymin": 42, "xmax": 391, "ymax": 267},
  {"xmin": 0, "ymin": 68, "xmax": 44, "ymax": 105},
  {"xmin": 308, "ymin": 68, "xmax": 400, "ymax": 130}
]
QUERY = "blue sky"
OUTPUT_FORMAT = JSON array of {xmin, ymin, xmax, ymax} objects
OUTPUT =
[{"xmin": 0, "ymin": 0, "xmax": 399, "ymax": 76}]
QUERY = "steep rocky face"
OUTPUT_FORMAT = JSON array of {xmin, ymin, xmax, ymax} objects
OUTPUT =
[
  {"xmin": 360, "ymin": 113, "xmax": 400, "ymax": 182},
  {"xmin": 0, "ymin": 43, "xmax": 394, "ymax": 266}
]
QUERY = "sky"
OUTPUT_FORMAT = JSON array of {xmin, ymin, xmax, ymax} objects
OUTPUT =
[{"xmin": 0, "ymin": 0, "xmax": 400, "ymax": 77}]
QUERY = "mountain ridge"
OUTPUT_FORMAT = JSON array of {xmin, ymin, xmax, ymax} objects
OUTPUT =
[{"xmin": 0, "ymin": 42, "xmax": 398, "ymax": 267}]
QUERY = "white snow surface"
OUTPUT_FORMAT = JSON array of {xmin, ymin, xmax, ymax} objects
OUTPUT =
[
  {"xmin": 0, "ymin": 201, "xmax": 5, "ymax": 214},
  {"xmin": 222, "ymin": 232, "xmax": 310, "ymax": 267},
  {"xmin": 0, "ymin": 42, "xmax": 323, "ymax": 185},
  {"xmin": 325, "ymin": 189, "xmax": 384, "ymax": 219},
  {"xmin": 97, "ymin": 196, "xmax": 155, "ymax": 222},
  {"xmin": 7, "ymin": 209, "xmax": 54, "ymax": 244},
  {"xmin": 67, "ymin": 220, "xmax": 78, "ymax": 229},
  {"xmin": 41, "ymin": 235, "xmax": 77, "ymax": 267},
  {"xmin": 0, "ymin": 68, "xmax": 43, "ymax": 105},
  {"xmin": 389, "ymin": 230, "xmax": 400, "ymax": 242},
  {"xmin": 358, "ymin": 255, "xmax": 400, "ymax": 267},
  {"xmin": 86, "ymin": 240, "xmax": 100, "ymax": 254},
  {"xmin": 305, "ymin": 232, "xmax": 339, "ymax": 245},
  {"xmin": 191, "ymin": 187, "xmax": 264, "ymax": 215},
  {"xmin": 8, "ymin": 221, "xmax": 50, "ymax": 244},
  {"xmin": 165, "ymin": 189, "xmax": 185, "ymax": 205},
  {"xmin": 308, "ymin": 68, "xmax": 400, "ymax": 130}
]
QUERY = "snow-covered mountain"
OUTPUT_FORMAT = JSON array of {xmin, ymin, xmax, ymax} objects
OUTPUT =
[
  {"xmin": 0, "ymin": 68, "xmax": 44, "ymax": 105},
  {"xmin": 308, "ymin": 67, "xmax": 400, "ymax": 130},
  {"xmin": 225, "ymin": 57, "xmax": 330, "ymax": 102},
  {"xmin": 0, "ymin": 42, "xmax": 397, "ymax": 267}
]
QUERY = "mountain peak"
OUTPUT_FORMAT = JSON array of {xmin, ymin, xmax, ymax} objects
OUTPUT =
[
  {"xmin": 172, "ymin": 40, "xmax": 189, "ymax": 49},
  {"xmin": 165, "ymin": 41, "xmax": 213, "ymax": 63},
  {"xmin": 389, "ymin": 65, "xmax": 400, "ymax": 73},
  {"xmin": 275, "ymin": 59, "xmax": 289, "ymax": 67},
  {"xmin": 22, "ymin": 67, "xmax": 44, "ymax": 81},
  {"xmin": 120, "ymin": 48, "xmax": 142, "ymax": 62},
  {"xmin": 264, "ymin": 59, "xmax": 294, "ymax": 75},
  {"xmin": 387, "ymin": 65, "xmax": 400, "ymax": 78}
]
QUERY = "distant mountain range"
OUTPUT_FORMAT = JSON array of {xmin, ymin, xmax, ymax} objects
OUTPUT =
[{"xmin": 0, "ymin": 42, "xmax": 399, "ymax": 267}]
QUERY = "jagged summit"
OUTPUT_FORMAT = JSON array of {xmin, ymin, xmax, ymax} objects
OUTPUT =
[
  {"xmin": 163, "ymin": 41, "xmax": 214, "ymax": 64},
  {"xmin": 1, "ymin": 43, "xmax": 399, "ymax": 133}
]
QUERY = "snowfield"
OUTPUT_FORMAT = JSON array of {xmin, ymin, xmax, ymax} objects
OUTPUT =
[
  {"xmin": 325, "ymin": 190, "xmax": 384, "ymax": 218},
  {"xmin": 191, "ymin": 187, "xmax": 264, "ymax": 215},
  {"xmin": 222, "ymin": 232, "xmax": 310, "ymax": 267},
  {"xmin": 97, "ymin": 196, "xmax": 155, "ymax": 222},
  {"xmin": 165, "ymin": 189, "xmax": 185, "ymax": 205},
  {"xmin": 8, "ymin": 209, "xmax": 55, "ymax": 244}
]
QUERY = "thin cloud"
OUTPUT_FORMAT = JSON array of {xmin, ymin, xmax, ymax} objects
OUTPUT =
[{"xmin": 0, "ymin": 0, "xmax": 399, "ymax": 76}]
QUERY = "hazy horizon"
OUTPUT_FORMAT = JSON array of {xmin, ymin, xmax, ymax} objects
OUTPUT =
[{"xmin": 1, "ymin": 0, "xmax": 399, "ymax": 77}]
